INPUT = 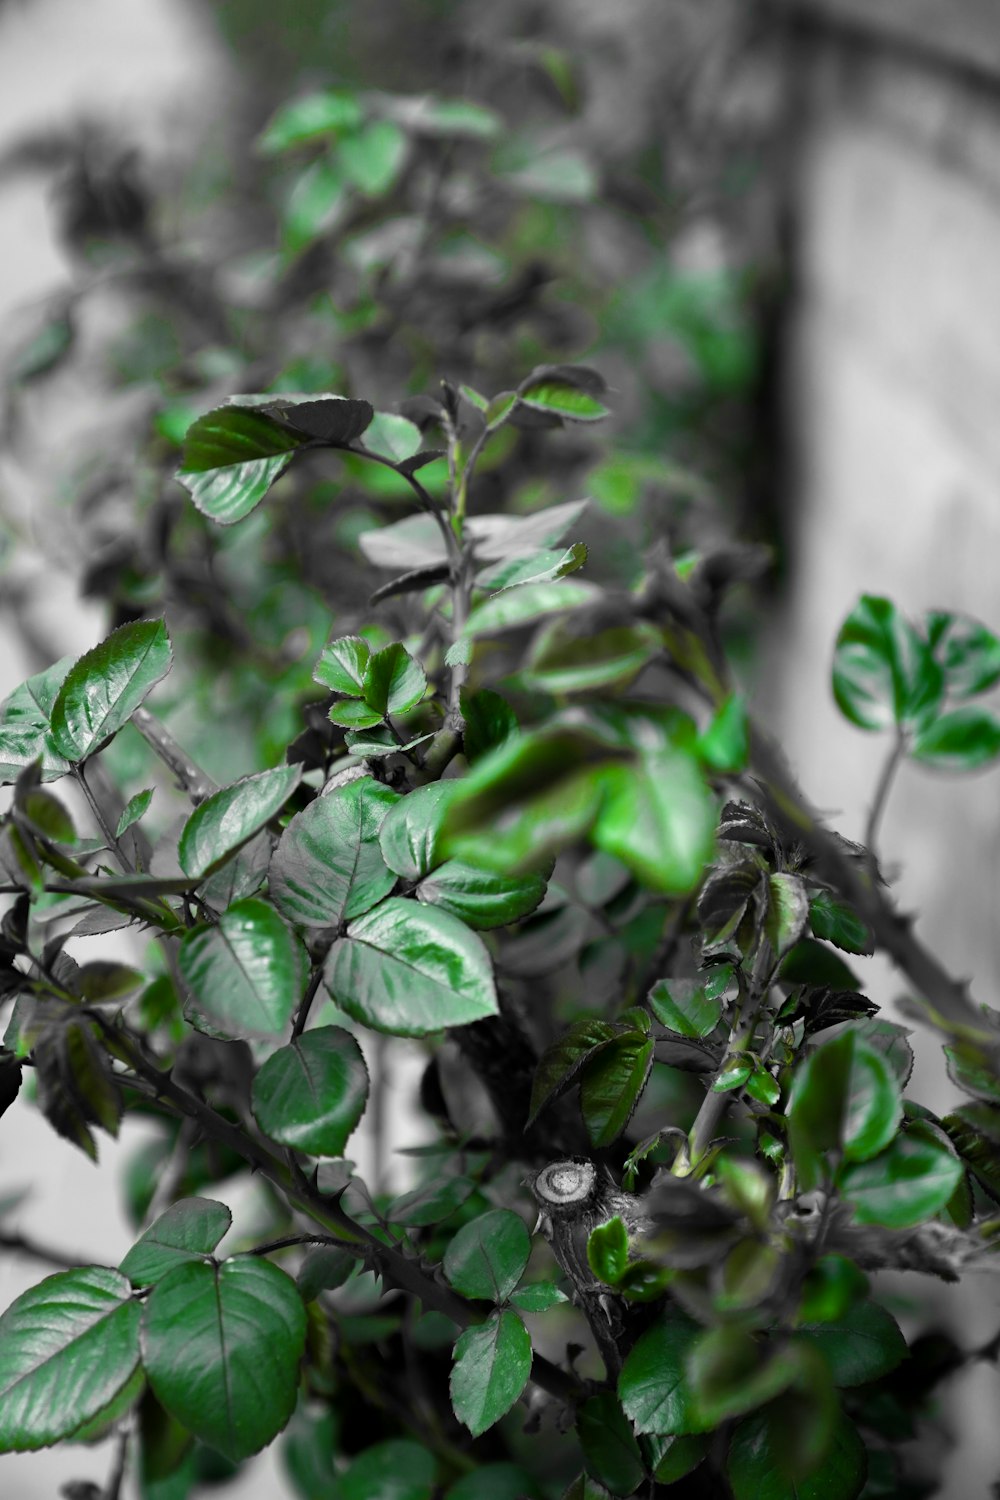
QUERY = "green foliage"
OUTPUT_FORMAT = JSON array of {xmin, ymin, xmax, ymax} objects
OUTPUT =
[{"xmin": 0, "ymin": 33, "xmax": 997, "ymax": 1498}]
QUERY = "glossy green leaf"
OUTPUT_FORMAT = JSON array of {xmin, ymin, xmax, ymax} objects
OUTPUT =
[
  {"xmin": 688, "ymin": 1327, "xmax": 806, "ymax": 1426},
  {"xmin": 528, "ymin": 1019, "xmax": 619, "ymax": 1127},
  {"xmin": 580, "ymin": 1033, "xmax": 654, "ymax": 1146},
  {"xmin": 178, "ymin": 764, "xmax": 301, "ymax": 879},
  {"xmin": 840, "ymin": 1122, "xmax": 963, "ymax": 1228},
  {"xmin": 417, "ymin": 859, "xmax": 546, "ymax": 930},
  {"xmin": 466, "ymin": 579, "xmax": 598, "ymax": 637},
  {"xmin": 387, "ymin": 1175, "xmax": 476, "ymax": 1228},
  {"xmin": 282, "ymin": 157, "xmax": 348, "ymax": 252},
  {"xmin": 251, "ymin": 1025, "xmax": 369, "ymax": 1155},
  {"xmin": 726, "ymin": 1407, "xmax": 867, "ymax": 1500},
  {"xmin": 269, "ymin": 778, "xmax": 399, "ymax": 931},
  {"xmin": 925, "ymin": 610, "xmax": 1000, "ymax": 698},
  {"xmin": 510, "ymin": 1282, "xmax": 567, "ymax": 1312},
  {"xmin": 362, "ymin": 411, "xmax": 424, "ymax": 462},
  {"xmin": 342, "ymin": 1438, "xmax": 435, "ymax": 1500},
  {"xmin": 795, "ymin": 1299, "xmax": 907, "ymax": 1387},
  {"xmin": 177, "ymin": 406, "xmax": 304, "ymax": 524},
  {"xmin": 649, "ymin": 1434, "xmax": 710, "ymax": 1485},
  {"xmin": 593, "ymin": 748, "xmax": 716, "ymax": 895},
  {"xmin": 618, "ymin": 1307, "xmax": 706, "ymax": 1436},
  {"xmin": 363, "ymin": 642, "xmax": 426, "ymax": 717},
  {"xmin": 179, "ymin": 898, "xmax": 307, "ymax": 1039},
  {"xmin": 450, "ymin": 1309, "xmax": 532, "ymax": 1437},
  {"xmin": 477, "ymin": 543, "xmax": 588, "ymax": 594},
  {"xmin": 115, "ymin": 787, "xmax": 154, "ymax": 839},
  {"xmin": 832, "ymin": 595, "xmax": 942, "ymax": 732},
  {"xmin": 326, "ymin": 898, "xmax": 498, "ymax": 1036},
  {"xmin": 119, "ymin": 1198, "xmax": 232, "ymax": 1288},
  {"xmin": 313, "ymin": 635, "xmax": 371, "ymax": 695},
  {"xmin": 378, "ymin": 782, "xmax": 455, "ymax": 879},
  {"xmin": 587, "ymin": 1217, "xmax": 630, "ymax": 1286},
  {"xmin": 328, "ymin": 698, "xmax": 386, "ymax": 729},
  {"xmin": 443, "ymin": 1209, "xmax": 532, "ymax": 1303},
  {"xmin": 696, "ymin": 693, "xmax": 749, "ymax": 773},
  {"xmin": 258, "ymin": 90, "xmax": 364, "ymax": 152},
  {"xmin": 141, "ymin": 1257, "xmax": 306, "ymax": 1463},
  {"xmin": 576, "ymin": 1392, "xmax": 645, "ymax": 1496},
  {"xmin": 788, "ymin": 1031, "xmax": 901, "ymax": 1187},
  {"xmin": 796, "ymin": 1256, "xmax": 869, "ymax": 1325},
  {"xmin": 944, "ymin": 1043, "xmax": 1000, "ymax": 1105},
  {"xmin": 460, "ymin": 688, "xmax": 519, "ymax": 764},
  {"xmin": 0, "ymin": 1265, "xmax": 142, "ymax": 1450},
  {"xmin": 942, "ymin": 1106, "xmax": 1000, "ymax": 1201},
  {"xmin": 649, "ymin": 978, "xmax": 722, "ymax": 1038},
  {"xmin": 339, "ymin": 120, "xmax": 407, "ymax": 196},
  {"xmin": 518, "ymin": 382, "xmax": 609, "ymax": 422},
  {"xmin": 765, "ymin": 873, "xmax": 809, "ymax": 957},
  {"xmin": 281, "ymin": 1402, "xmax": 340, "ymax": 1500},
  {"xmin": 807, "ymin": 893, "xmax": 873, "ymax": 956},
  {"xmin": 50, "ymin": 620, "xmax": 172, "ymax": 762},
  {"xmin": 0, "ymin": 657, "xmax": 74, "ymax": 784},
  {"xmin": 524, "ymin": 621, "xmax": 661, "ymax": 695},
  {"xmin": 910, "ymin": 708, "xmax": 1000, "ymax": 771}
]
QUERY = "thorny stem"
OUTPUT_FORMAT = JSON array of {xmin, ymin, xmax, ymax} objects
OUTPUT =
[
  {"xmin": 74, "ymin": 762, "xmax": 132, "ymax": 874},
  {"xmin": 865, "ymin": 726, "xmax": 907, "ymax": 863},
  {"xmin": 103, "ymin": 1018, "xmax": 584, "ymax": 1408},
  {"xmin": 132, "ymin": 706, "xmax": 218, "ymax": 805}
]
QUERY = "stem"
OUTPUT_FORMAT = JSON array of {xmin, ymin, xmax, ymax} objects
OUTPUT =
[
  {"xmin": 291, "ymin": 966, "xmax": 326, "ymax": 1039},
  {"xmin": 865, "ymin": 727, "xmax": 907, "ymax": 860},
  {"xmin": 680, "ymin": 944, "xmax": 775, "ymax": 1170},
  {"xmin": 339, "ymin": 445, "xmax": 458, "ymax": 566},
  {"xmin": 131, "ymin": 707, "xmax": 218, "ymax": 805},
  {"xmin": 0, "ymin": 1230, "xmax": 84, "ymax": 1269},
  {"xmin": 104, "ymin": 1020, "xmax": 584, "ymax": 1407},
  {"xmin": 103, "ymin": 1423, "xmax": 130, "ymax": 1500},
  {"xmin": 74, "ymin": 763, "xmax": 132, "ymax": 874}
]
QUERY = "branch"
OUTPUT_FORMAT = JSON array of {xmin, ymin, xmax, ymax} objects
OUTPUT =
[
  {"xmin": 0, "ymin": 1230, "xmax": 84, "ymax": 1269},
  {"xmin": 131, "ymin": 707, "xmax": 218, "ymax": 805}
]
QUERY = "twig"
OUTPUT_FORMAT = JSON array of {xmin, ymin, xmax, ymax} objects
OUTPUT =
[
  {"xmin": 0, "ymin": 1230, "xmax": 84, "ymax": 1269},
  {"xmin": 865, "ymin": 727, "xmax": 907, "ymax": 861},
  {"xmin": 73, "ymin": 763, "xmax": 132, "ymax": 874},
  {"xmin": 103, "ymin": 1423, "xmax": 130, "ymax": 1500},
  {"xmin": 290, "ymin": 966, "xmax": 326, "ymax": 1040},
  {"xmin": 131, "ymin": 707, "xmax": 218, "ymax": 805}
]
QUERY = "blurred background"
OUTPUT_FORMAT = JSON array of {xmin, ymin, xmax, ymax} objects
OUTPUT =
[{"xmin": 1, "ymin": 0, "xmax": 999, "ymax": 1493}]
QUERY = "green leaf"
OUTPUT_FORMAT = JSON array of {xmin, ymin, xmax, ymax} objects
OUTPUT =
[
  {"xmin": 839, "ymin": 1122, "xmax": 963, "ymax": 1228},
  {"xmin": 696, "ymin": 694, "xmax": 749, "ymax": 773},
  {"xmin": 466, "ymin": 579, "xmax": 599, "ymax": 637},
  {"xmin": 178, "ymin": 765, "xmax": 302, "ymax": 879},
  {"xmin": 788, "ymin": 1031, "xmax": 901, "ymax": 1188},
  {"xmin": 263, "ymin": 394, "xmax": 375, "ymax": 443},
  {"xmin": 119, "ymin": 1198, "xmax": 232, "ymax": 1288},
  {"xmin": 50, "ymin": 620, "xmax": 172, "ymax": 762},
  {"xmin": 587, "ymin": 1217, "xmax": 630, "ymax": 1286},
  {"xmin": 445, "ymin": 1464, "xmax": 537, "ymax": 1500},
  {"xmin": 0, "ymin": 1265, "xmax": 142, "ymax": 1450},
  {"xmin": 778, "ymin": 939, "xmax": 860, "ymax": 992},
  {"xmin": 339, "ymin": 120, "xmax": 407, "ymax": 196},
  {"xmin": 926, "ymin": 610, "xmax": 1000, "ymax": 698},
  {"xmin": 362, "ymin": 411, "xmax": 424, "ymax": 462},
  {"xmin": 313, "ymin": 635, "xmax": 371, "ymax": 694},
  {"xmin": 363, "ymin": 642, "xmax": 427, "ymax": 717},
  {"xmin": 342, "ymin": 1439, "xmax": 435, "ymax": 1500},
  {"xmin": 258, "ymin": 90, "xmax": 364, "ymax": 152},
  {"xmin": 944, "ymin": 1043, "xmax": 1000, "ymax": 1104},
  {"xmin": 765, "ymin": 873, "xmax": 809, "ymax": 957},
  {"xmin": 942, "ymin": 1106, "xmax": 1000, "ymax": 1200},
  {"xmin": 417, "ymin": 859, "xmax": 546, "ymax": 930},
  {"xmin": 378, "ymin": 782, "xmax": 455, "ymax": 879},
  {"xmin": 443, "ymin": 1209, "xmax": 532, "ymax": 1303},
  {"xmin": 397, "ymin": 95, "xmax": 502, "ymax": 139},
  {"xmin": 618, "ymin": 1307, "xmax": 706, "ymax": 1436},
  {"xmin": 509, "ymin": 1282, "xmax": 567, "ymax": 1312},
  {"xmin": 910, "ymin": 707, "xmax": 1000, "ymax": 770},
  {"xmin": 269, "ymin": 778, "xmax": 399, "ymax": 931},
  {"xmin": 688, "ymin": 1327, "xmax": 806, "ymax": 1426},
  {"xmin": 649, "ymin": 978, "xmax": 722, "ymax": 1038},
  {"xmin": 460, "ymin": 688, "xmax": 519, "ymax": 764},
  {"xmin": 0, "ymin": 657, "xmax": 74, "ymax": 784},
  {"xmin": 251, "ymin": 1025, "xmax": 368, "ymax": 1155},
  {"xmin": 450, "ymin": 1310, "xmax": 532, "ymax": 1437},
  {"xmin": 593, "ymin": 748, "xmax": 717, "ymax": 896},
  {"xmin": 580, "ymin": 1033, "xmax": 654, "ymax": 1146},
  {"xmin": 807, "ymin": 893, "xmax": 873, "ymax": 956},
  {"xmin": 524, "ymin": 621, "xmax": 661, "ymax": 695},
  {"xmin": 576, "ymin": 1392, "xmax": 645, "ymax": 1496},
  {"xmin": 498, "ymin": 146, "xmax": 597, "ymax": 203},
  {"xmin": 177, "ymin": 406, "xmax": 304, "ymax": 524},
  {"xmin": 832, "ymin": 595, "xmax": 943, "ymax": 732},
  {"xmin": 477, "ymin": 543, "xmax": 588, "ymax": 594},
  {"xmin": 795, "ymin": 1299, "xmax": 907, "ymax": 1388},
  {"xmin": 517, "ymin": 382, "xmax": 609, "ymax": 423},
  {"xmin": 115, "ymin": 787, "xmax": 154, "ymax": 839},
  {"xmin": 326, "ymin": 898, "xmax": 498, "ymax": 1036},
  {"xmin": 528, "ymin": 1019, "xmax": 619, "ymax": 1127},
  {"xmin": 387, "ymin": 1175, "xmax": 476, "ymax": 1228},
  {"xmin": 726, "ymin": 1407, "xmax": 867, "ymax": 1500},
  {"xmin": 178, "ymin": 898, "xmax": 308, "ymax": 1039},
  {"xmin": 649, "ymin": 1434, "xmax": 710, "ymax": 1485},
  {"xmin": 282, "ymin": 155, "xmax": 345, "ymax": 252},
  {"xmin": 141, "ymin": 1257, "xmax": 307, "ymax": 1463},
  {"xmin": 281, "ymin": 1402, "xmax": 340, "ymax": 1500}
]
